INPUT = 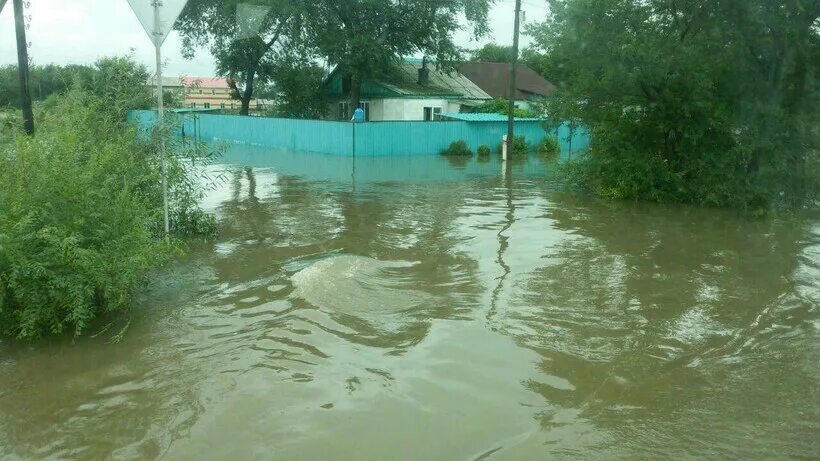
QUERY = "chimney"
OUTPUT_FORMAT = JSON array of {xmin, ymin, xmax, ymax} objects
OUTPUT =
[{"xmin": 418, "ymin": 56, "xmax": 430, "ymax": 86}]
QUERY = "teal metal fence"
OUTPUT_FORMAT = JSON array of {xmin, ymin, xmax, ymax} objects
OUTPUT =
[{"xmin": 128, "ymin": 110, "xmax": 589, "ymax": 157}]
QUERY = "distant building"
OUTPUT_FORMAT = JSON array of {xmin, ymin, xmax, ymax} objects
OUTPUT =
[
  {"xmin": 182, "ymin": 77, "xmax": 259, "ymax": 111},
  {"xmin": 325, "ymin": 58, "xmax": 491, "ymax": 121},
  {"xmin": 153, "ymin": 76, "xmax": 264, "ymax": 111},
  {"xmin": 458, "ymin": 62, "xmax": 556, "ymax": 104}
]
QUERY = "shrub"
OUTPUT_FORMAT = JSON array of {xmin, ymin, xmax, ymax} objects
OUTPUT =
[
  {"xmin": 537, "ymin": 135, "xmax": 561, "ymax": 163},
  {"xmin": 477, "ymin": 144, "xmax": 491, "ymax": 157},
  {"xmin": 0, "ymin": 57, "xmax": 216, "ymax": 340},
  {"xmin": 498, "ymin": 136, "xmax": 529, "ymax": 156},
  {"xmin": 441, "ymin": 140, "xmax": 473, "ymax": 156}
]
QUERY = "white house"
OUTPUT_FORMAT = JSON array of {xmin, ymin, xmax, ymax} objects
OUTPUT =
[{"xmin": 325, "ymin": 58, "xmax": 491, "ymax": 121}]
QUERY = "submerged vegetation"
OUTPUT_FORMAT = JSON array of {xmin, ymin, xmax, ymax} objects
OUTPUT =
[
  {"xmin": 441, "ymin": 140, "xmax": 473, "ymax": 157},
  {"xmin": 499, "ymin": 136, "xmax": 529, "ymax": 157},
  {"xmin": 536, "ymin": 135, "xmax": 561, "ymax": 163},
  {"xmin": 0, "ymin": 57, "xmax": 216, "ymax": 340},
  {"xmin": 527, "ymin": 0, "xmax": 819, "ymax": 211}
]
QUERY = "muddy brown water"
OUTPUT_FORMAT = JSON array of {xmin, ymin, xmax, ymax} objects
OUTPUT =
[{"xmin": 1, "ymin": 146, "xmax": 818, "ymax": 459}]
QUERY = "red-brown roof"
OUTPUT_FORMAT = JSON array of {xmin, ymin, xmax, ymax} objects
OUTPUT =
[
  {"xmin": 458, "ymin": 62, "xmax": 556, "ymax": 100},
  {"xmin": 182, "ymin": 77, "xmax": 231, "ymax": 89}
]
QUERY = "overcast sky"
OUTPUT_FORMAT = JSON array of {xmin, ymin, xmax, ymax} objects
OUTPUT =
[{"xmin": 0, "ymin": 0, "xmax": 548, "ymax": 77}]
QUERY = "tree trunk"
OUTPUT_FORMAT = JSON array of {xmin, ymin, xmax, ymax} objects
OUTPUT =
[
  {"xmin": 349, "ymin": 74, "xmax": 362, "ymax": 113},
  {"xmin": 240, "ymin": 70, "xmax": 256, "ymax": 116}
]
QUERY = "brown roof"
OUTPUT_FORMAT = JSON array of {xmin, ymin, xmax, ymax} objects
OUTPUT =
[{"xmin": 458, "ymin": 62, "xmax": 556, "ymax": 100}]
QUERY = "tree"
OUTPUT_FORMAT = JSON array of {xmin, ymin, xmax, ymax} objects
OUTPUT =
[
  {"xmin": 531, "ymin": 0, "xmax": 819, "ymax": 210},
  {"xmin": 305, "ymin": 0, "xmax": 493, "ymax": 109},
  {"xmin": 176, "ymin": 0, "xmax": 306, "ymax": 115},
  {"xmin": 470, "ymin": 98, "xmax": 537, "ymax": 117},
  {"xmin": 267, "ymin": 59, "xmax": 329, "ymax": 119},
  {"xmin": 470, "ymin": 43, "xmax": 514, "ymax": 62}
]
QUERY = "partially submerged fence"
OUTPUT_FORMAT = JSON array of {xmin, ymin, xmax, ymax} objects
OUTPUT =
[{"xmin": 128, "ymin": 110, "xmax": 589, "ymax": 156}]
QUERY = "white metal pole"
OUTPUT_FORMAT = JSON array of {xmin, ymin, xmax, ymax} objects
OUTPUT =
[{"xmin": 153, "ymin": 0, "xmax": 170, "ymax": 241}]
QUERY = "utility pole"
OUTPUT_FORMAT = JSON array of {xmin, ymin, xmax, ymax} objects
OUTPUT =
[
  {"xmin": 13, "ymin": 0, "xmax": 34, "ymax": 134},
  {"xmin": 505, "ymin": 0, "xmax": 522, "ymax": 169},
  {"xmin": 153, "ymin": 0, "xmax": 170, "ymax": 242}
]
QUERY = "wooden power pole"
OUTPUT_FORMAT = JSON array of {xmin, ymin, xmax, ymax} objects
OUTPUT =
[
  {"xmin": 505, "ymin": 0, "xmax": 522, "ymax": 167},
  {"xmin": 13, "ymin": 0, "xmax": 34, "ymax": 134}
]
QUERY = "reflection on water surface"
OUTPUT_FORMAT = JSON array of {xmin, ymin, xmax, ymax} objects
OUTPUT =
[{"xmin": 1, "ymin": 145, "xmax": 817, "ymax": 459}]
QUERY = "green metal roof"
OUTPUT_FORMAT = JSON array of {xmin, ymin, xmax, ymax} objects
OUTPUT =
[
  {"xmin": 439, "ymin": 113, "xmax": 543, "ymax": 122},
  {"xmin": 326, "ymin": 58, "xmax": 491, "ymax": 100}
]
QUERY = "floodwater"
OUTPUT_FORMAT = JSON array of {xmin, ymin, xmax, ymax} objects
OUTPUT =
[{"xmin": 1, "ymin": 145, "xmax": 818, "ymax": 460}]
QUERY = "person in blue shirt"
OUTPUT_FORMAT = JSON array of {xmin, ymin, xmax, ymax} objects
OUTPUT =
[{"xmin": 351, "ymin": 107, "xmax": 365, "ymax": 122}]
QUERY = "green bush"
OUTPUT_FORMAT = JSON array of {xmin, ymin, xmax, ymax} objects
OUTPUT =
[
  {"xmin": 441, "ymin": 140, "xmax": 473, "ymax": 156},
  {"xmin": 498, "ymin": 136, "xmax": 529, "ymax": 156},
  {"xmin": 477, "ymin": 144, "xmax": 491, "ymax": 157},
  {"xmin": 537, "ymin": 135, "xmax": 561, "ymax": 163},
  {"xmin": 469, "ymin": 98, "xmax": 538, "ymax": 118},
  {"xmin": 0, "ymin": 57, "xmax": 216, "ymax": 340}
]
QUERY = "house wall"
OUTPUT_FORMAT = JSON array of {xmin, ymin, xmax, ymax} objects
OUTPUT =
[
  {"xmin": 380, "ymin": 99, "xmax": 463, "ymax": 121},
  {"xmin": 328, "ymin": 98, "xmax": 466, "ymax": 121}
]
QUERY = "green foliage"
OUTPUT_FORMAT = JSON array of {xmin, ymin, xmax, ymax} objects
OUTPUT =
[
  {"xmin": 0, "ymin": 57, "xmax": 181, "ymax": 114},
  {"xmin": 470, "ymin": 43, "xmax": 514, "ymax": 62},
  {"xmin": 305, "ymin": 0, "xmax": 492, "ymax": 107},
  {"xmin": 81, "ymin": 56, "xmax": 156, "ymax": 121},
  {"xmin": 0, "ymin": 63, "xmax": 94, "ymax": 108},
  {"xmin": 441, "ymin": 140, "xmax": 473, "ymax": 157},
  {"xmin": 268, "ymin": 60, "xmax": 329, "ymax": 119},
  {"xmin": 477, "ymin": 144, "xmax": 491, "ymax": 157},
  {"xmin": 532, "ymin": 0, "xmax": 819, "ymax": 210},
  {"xmin": 470, "ymin": 98, "xmax": 538, "ymax": 118},
  {"xmin": 537, "ymin": 135, "xmax": 561, "ymax": 163},
  {"xmin": 499, "ymin": 136, "xmax": 529, "ymax": 156},
  {"xmin": 0, "ymin": 56, "xmax": 216, "ymax": 340},
  {"xmin": 177, "ymin": 0, "xmax": 306, "ymax": 115}
]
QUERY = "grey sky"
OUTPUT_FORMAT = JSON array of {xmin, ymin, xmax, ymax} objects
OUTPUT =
[{"xmin": 0, "ymin": 0, "xmax": 548, "ymax": 77}]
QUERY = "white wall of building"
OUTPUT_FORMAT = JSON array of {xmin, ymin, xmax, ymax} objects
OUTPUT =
[
  {"xmin": 330, "ymin": 98, "xmax": 472, "ymax": 121},
  {"xmin": 377, "ymin": 99, "xmax": 464, "ymax": 121}
]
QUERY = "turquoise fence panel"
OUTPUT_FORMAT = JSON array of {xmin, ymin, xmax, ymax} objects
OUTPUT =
[
  {"xmin": 353, "ymin": 121, "xmax": 471, "ymax": 156},
  {"xmin": 126, "ymin": 110, "xmax": 590, "ymax": 157},
  {"xmin": 127, "ymin": 110, "xmax": 157, "ymax": 131},
  {"xmin": 193, "ymin": 114, "xmax": 353, "ymax": 155}
]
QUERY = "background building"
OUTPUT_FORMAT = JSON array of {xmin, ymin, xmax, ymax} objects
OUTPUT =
[{"xmin": 325, "ymin": 58, "xmax": 491, "ymax": 122}]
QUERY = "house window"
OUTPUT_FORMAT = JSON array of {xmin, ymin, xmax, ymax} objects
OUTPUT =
[
  {"xmin": 199, "ymin": 89, "xmax": 203, "ymax": 94},
  {"xmin": 231, "ymin": 103, "xmax": 235, "ymax": 109},
  {"xmin": 204, "ymin": 103, "xmax": 211, "ymax": 109},
  {"xmin": 423, "ymin": 106, "xmax": 442, "ymax": 121},
  {"xmin": 212, "ymin": 89, "xmax": 216, "ymax": 95},
  {"xmin": 220, "ymin": 102, "xmax": 225, "ymax": 109},
  {"xmin": 359, "ymin": 102, "xmax": 371, "ymax": 121},
  {"xmin": 190, "ymin": 102, "xmax": 196, "ymax": 108}
]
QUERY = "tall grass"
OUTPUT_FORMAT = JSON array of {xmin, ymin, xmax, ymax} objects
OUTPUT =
[{"xmin": 0, "ymin": 57, "xmax": 216, "ymax": 339}]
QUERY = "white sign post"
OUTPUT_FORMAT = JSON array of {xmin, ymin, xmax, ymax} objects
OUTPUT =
[{"xmin": 127, "ymin": 0, "xmax": 188, "ymax": 241}]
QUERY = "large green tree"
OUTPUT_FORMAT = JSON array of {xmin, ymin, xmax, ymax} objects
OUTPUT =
[
  {"xmin": 470, "ymin": 43, "xmax": 514, "ymax": 62},
  {"xmin": 531, "ymin": 0, "xmax": 818, "ymax": 210},
  {"xmin": 176, "ymin": 0, "xmax": 307, "ymax": 115},
  {"xmin": 305, "ymin": 0, "xmax": 494, "ymax": 109}
]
